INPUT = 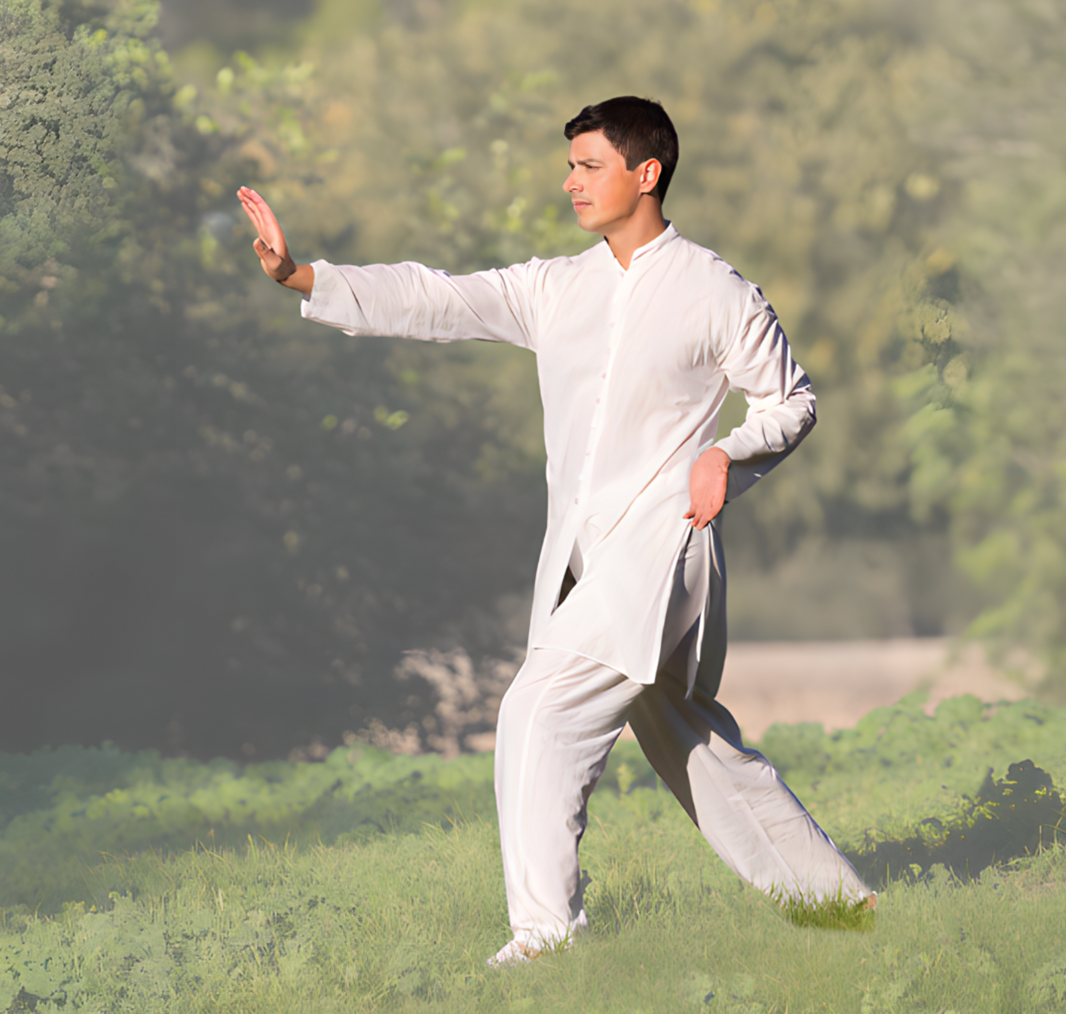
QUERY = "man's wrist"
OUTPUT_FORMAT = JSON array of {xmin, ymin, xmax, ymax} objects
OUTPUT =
[
  {"xmin": 274, "ymin": 257, "xmax": 298, "ymax": 283},
  {"xmin": 277, "ymin": 263, "xmax": 315, "ymax": 295}
]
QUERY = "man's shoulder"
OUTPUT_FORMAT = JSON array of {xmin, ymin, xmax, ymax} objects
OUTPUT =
[
  {"xmin": 667, "ymin": 232, "xmax": 764, "ymax": 303},
  {"xmin": 670, "ymin": 232, "xmax": 741, "ymax": 278}
]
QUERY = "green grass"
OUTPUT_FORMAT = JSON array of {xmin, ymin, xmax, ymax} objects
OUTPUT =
[
  {"xmin": 1, "ymin": 693, "xmax": 1066, "ymax": 1012},
  {"xmin": 2, "ymin": 816, "xmax": 1066, "ymax": 1012},
  {"xmin": 0, "ymin": 744, "xmax": 498, "ymax": 914}
]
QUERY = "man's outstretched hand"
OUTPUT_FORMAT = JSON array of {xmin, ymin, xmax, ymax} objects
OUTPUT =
[
  {"xmin": 237, "ymin": 187, "xmax": 314, "ymax": 293},
  {"xmin": 684, "ymin": 446, "xmax": 730, "ymax": 530}
]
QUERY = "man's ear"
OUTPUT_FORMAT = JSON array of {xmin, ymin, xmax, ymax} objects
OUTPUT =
[{"xmin": 638, "ymin": 159, "xmax": 662, "ymax": 195}]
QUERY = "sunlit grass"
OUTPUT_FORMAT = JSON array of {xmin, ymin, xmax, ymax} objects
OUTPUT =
[
  {"xmin": 2, "ymin": 807, "xmax": 1066, "ymax": 1012},
  {"xmin": 776, "ymin": 892, "xmax": 877, "ymax": 933},
  {"xmin": 2, "ymin": 703, "xmax": 1065, "ymax": 1011}
]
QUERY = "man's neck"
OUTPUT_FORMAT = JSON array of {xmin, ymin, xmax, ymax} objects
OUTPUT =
[{"xmin": 602, "ymin": 200, "xmax": 668, "ymax": 270}]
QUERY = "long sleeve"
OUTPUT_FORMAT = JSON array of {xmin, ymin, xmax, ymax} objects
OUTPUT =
[
  {"xmin": 709, "ymin": 282, "xmax": 816, "ymax": 502},
  {"xmin": 300, "ymin": 259, "xmax": 539, "ymax": 351}
]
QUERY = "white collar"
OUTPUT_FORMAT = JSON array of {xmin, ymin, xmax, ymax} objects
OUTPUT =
[{"xmin": 602, "ymin": 221, "xmax": 678, "ymax": 272}]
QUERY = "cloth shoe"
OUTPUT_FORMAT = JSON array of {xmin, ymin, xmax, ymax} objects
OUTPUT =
[
  {"xmin": 486, "ymin": 935, "xmax": 575, "ymax": 968},
  {"xmin": 486, "ymin": 939, "xmax": 535, "ymax": 968}
]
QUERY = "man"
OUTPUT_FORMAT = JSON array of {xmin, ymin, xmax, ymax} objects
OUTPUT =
[{"xmin": 238, "ymin": 96, "xmax": 872, "ymax": 967}]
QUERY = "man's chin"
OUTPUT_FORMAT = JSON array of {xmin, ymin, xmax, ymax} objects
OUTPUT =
[{"xmin": 574, "ymin": 214, "xmax": 605, "ymax": 235}]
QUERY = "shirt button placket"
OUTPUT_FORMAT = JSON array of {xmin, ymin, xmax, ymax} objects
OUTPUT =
[{"xmin": 578, "ymin": 283, "xmax": 627, "ymax": 512}]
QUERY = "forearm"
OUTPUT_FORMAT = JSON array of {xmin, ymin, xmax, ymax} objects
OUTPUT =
[
  {"xmin": 712, "ymin": 381, "xmax": 816, "ymax": 463},
  {"xmin": 714, "ymin": 383, "xmax": 815, "ymax": 503},
  {"xmin": 710, "ymin": 292, "xmax": 816, "ymax": 502}
]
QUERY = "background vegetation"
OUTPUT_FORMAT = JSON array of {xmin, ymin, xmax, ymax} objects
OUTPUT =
[{"xmin": 2, "ymin": 0, "xmax": 1066, "ymax": 758}]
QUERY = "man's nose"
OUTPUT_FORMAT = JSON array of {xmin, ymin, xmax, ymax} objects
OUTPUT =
[{"xmin": 563, "ymin": 171, "xmax": 580, "ymax": 193}]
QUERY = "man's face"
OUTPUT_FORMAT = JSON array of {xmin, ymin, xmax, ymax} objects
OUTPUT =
[{"xmin": 563, "ymin": 130, "xmax": 659, "ymax": 235}]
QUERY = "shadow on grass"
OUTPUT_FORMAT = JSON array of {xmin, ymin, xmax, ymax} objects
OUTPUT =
[{"xmin": 846, "ymin": 759, "xmax": 1066, "ymax": 888}]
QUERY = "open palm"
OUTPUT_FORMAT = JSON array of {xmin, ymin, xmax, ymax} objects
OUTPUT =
[{"xmin": 237, "ymin": 187, "xmax": 295, "ymax": 281}]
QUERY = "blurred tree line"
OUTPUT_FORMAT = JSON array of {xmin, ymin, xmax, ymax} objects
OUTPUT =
[{"xmin": 1, "ymin": 0, "xmax": 1063, "ymax": 759}]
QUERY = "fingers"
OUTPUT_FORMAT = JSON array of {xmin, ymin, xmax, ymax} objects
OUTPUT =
[
  {"xmin": 237, "ymin": 187, "xmax": 274, "ymax": 242},
  {"xmin": 683, "ymin": 500, "xmax": 720, "ymax": 530},
  {"xmin": 237, "ymin": 187, "xmax": 261, "ymax": 218},
  {"xmin": 238, "ymin": 186, "xmax": 266, "ymax": 212},
  {"xmin": 240, "ymin": 188, "xmax": 274, "ymax": 231},
  {"xmin": 683, "ymin": 506, "xmax": 707, "ymax": 530},
  {"xmin": 238, "ymin": 191, "xmax": 267, "ymax": 240}
]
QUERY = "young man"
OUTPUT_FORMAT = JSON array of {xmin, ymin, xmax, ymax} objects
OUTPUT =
[{"xmin": 239, "ymin": 96, "xmax": 872, "ymax": 967}]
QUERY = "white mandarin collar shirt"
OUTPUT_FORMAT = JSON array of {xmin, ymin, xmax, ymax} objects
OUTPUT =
[{"xmin": 302, "ymin": 223, "xmax": 815, "ymax": 686}]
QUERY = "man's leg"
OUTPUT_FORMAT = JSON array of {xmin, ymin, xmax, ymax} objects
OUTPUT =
[
  {"xmin": 493, "ymin": 647, "xmax": 643, "ymax": 954},
  {"xmin": 627, "ymin": 671, "xmax": 869, "ymax": 906}
]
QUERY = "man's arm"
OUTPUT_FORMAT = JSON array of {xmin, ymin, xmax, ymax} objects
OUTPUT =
[
  {"xmin": 237, "ymin": 186, "xmax": 538, "ymax": 350},
  {"xmin": 238, "ymin": 187, "xmax": 315, "ymax": 293},
  {"xmin": 705, "ymin": 279, "xmax": 816, "ymax": 505}
]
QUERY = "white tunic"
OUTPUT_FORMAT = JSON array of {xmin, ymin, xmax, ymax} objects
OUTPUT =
[{"xmin": 301, "ymin": 223, "xmax": 815, "ymax": 689}]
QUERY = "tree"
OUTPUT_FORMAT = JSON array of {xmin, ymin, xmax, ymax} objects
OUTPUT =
[{"xmin": 4, "ymin": 0, "xmax": 1064, "ymax": 760}]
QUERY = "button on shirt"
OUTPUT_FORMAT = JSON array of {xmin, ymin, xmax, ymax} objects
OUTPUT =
[{"xmin": 301, "ymin": 224, "xmax": 815, "ymax": 686}]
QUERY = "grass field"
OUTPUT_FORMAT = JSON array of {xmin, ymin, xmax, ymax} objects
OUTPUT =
[{"xmin": 2, "ymin": 694, "xmax": 1065, "ymax": 1012}]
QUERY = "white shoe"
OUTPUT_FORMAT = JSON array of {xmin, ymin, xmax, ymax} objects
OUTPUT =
[
  {"xmin": 487, "ymin": 934, "xmax": 576, "ymax": 968},
  {"xmin": 486, "ymin": 939, "xmax": 535, "ymax": 968}
]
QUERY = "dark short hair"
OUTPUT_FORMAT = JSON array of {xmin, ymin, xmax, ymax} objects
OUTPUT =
[{"xmin": 564, "ymin": 96, "xmax": 680, "ymax": 202}]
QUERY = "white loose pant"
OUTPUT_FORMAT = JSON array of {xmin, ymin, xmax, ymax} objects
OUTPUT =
[{"xmin": 494, "ymin": 532, "xmax": 868, "ymax": 949}]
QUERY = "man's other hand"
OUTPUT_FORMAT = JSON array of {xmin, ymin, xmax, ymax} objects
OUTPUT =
[
  {"xmin": 237, "ymin": 187, "xmax": 314, "ymax": 293},
  {"xmin": 684, "ymin": 447, "xmax": 730, "ymax": 530}
]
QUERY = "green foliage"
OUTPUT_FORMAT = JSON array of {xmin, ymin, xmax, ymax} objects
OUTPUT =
[
  {"xmin": 0, "ymin": 805, "xmax": 1065, "ymax": 1010},
  {"xmin": 0, "ymin": 0, "xmax": 169, "ymax": 298},
  {"xmin": 0, "ymin": 826, "xmax": 510, "ymax": 1012},
  {"xmin": 882, "ymin": 1, "xmax": 1066, "ymax": 676},
  {"xmin": 1, "ymin": 0, "xmax": 569, "ymax": 758},
  {"xmin": 0, "ymin": 742, "xmax": 495, "ymax": 913},
  {"xmin": 849, "ymin": 759, "xmax": 1066, "ymax": 888},
  {"xmin": 0, "ymin": 705, "xmax": 1063, "ymax": 1007},
  {"xmin": 4, "ymin": 696, "xmax": 1065, "ymax": 928},
  {"xmin": 4, "ymin": 0, "xmax": 1066, "ymax": 758},
  {"xmin": 776, "ymin": 892, "xmax": 876, "ymax": 933},
  {"xmin": 0, "ymin": 0, "xmax": 154, "ymax": 205},
  {"xmin": 756, "ymin": 694, "xmax": 1066, "ymax": 838}
]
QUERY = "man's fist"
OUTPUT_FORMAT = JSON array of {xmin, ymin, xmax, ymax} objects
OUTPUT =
[{"xmin": 684, "ymin": 446, "xmax": 730, "ymax": 530}]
